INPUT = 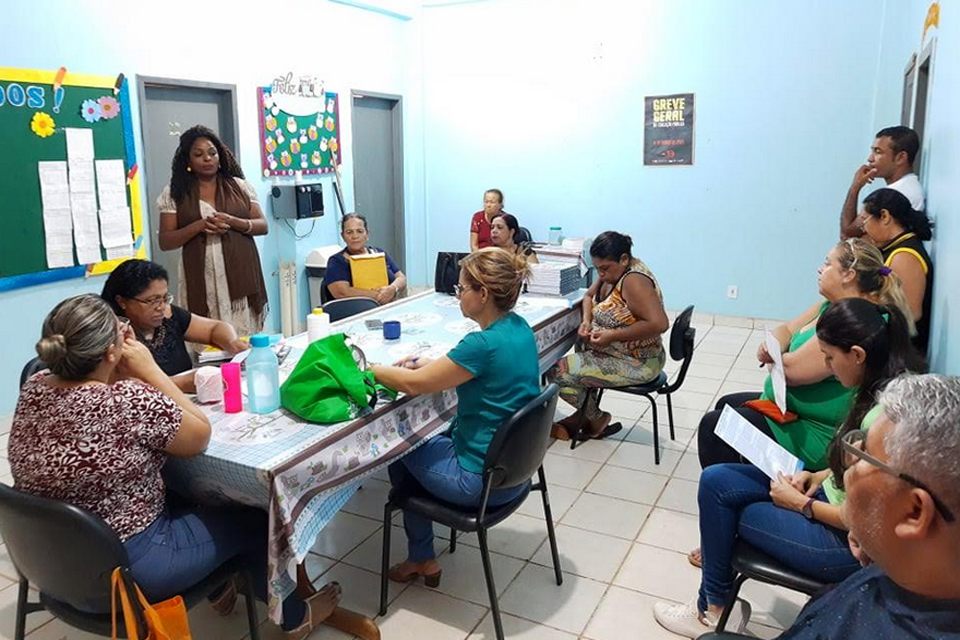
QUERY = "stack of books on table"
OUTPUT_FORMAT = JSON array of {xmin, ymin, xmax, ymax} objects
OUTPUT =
[{"xmin": 528, "ymin": 262, "xmax": 581, "ymax": 296}]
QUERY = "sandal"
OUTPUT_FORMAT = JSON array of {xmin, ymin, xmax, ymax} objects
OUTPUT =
[
  {"xmin": 284, "ymin": 581, "xmax": 342, "ymax": 640},
  {"xmin": 209, "ymin": 578, "xmax": 238, "ymax": 617},
  {"xmin": 688, "ymin": 547, "xmax": 702, "ymax": 569},
  {"xmin": 574, "ymin": 412, "xmax": 622, "ymax": 441},
  {"xmin": 550, "ymin": 423, "xmax": 572, "ymax": 441},
  {"xmin": 388, "ymin": 561, "xmax": 442, "ymax": 588}
]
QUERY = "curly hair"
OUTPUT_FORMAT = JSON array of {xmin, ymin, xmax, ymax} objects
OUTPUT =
[
  {"xmin": 169, "ymin": 125, "xmax": 245, "ymax": 203},
  {"xmin": 101, "ymin": 259, "xmax": 169, "ymax": 315}
]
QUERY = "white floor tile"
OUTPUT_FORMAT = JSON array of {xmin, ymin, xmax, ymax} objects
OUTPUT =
[
  {"xmin": 685, "ymin": 362, "xmax": 730, "ymax": 381},
  {"xmin": 561, "ymin": 492, "xmax": 652, "ymax": 540},
  {"xmin": 717, "ymin": 381, "xmax": 761, "ymax": 399},
  {"xmin": 467, "ymin": 611, "xmax": 578, "ymax": 640},
  {"xmin": 637, "ymin": 508, "xmax": 700, "ymax": 552},
  {"xmin": 596, "ymin": 395, "xmax": 649, "ymax": 421},
  {"xmin": 723, "ymin": 367, "xmax": 769, "ymax": 386},
  {"xmin": 323, "ymin": 562, "xmax": 406, "ymax": 619},
  {"xmin": 606, "ymin": 441, "xmax": 682, "ymax": 476},
  {"xmin": 689, "ymin": 352, "xmax": 736, "ymax": 368},
  {"xmin": 456, "ymin": 512, "xmax": 550, "ymax": 560},
  {"xmin": 676, "ymin": 376, "xmax": 722, "ymax": 396},
  {"xmin": 303, "ymin": 553, "xmax": 338, "ymax": 584},
  {"xmin": 0, "ymin": 416, "xmax": 11, "ymax": 436},
  {"xmin": 660, "ymin": 390, "xmax": 715, "ymax": 412},
  {"xmin": 613, "ymin": 543, "xmax": 701, "ymax": 603},
  {"xmin": 656, "ymin": 478, "xmax": 699, "ymax": 516},
  {"xmin": 531, "ymin": 525, "xmax": 631, "ymax": 582},
  {"xmin": 341, "ymin": 479, "xmax": 392, "ymax": 521},
  {"xmin": 341, "ymin": 522, "xmax": 448, "ymax": 574},
  {"xmin": 27, "ymin": 619, "xmax": 111, "ymax": 640},
  {"xmin": 638, "ymin": 404, "xmax": 705, "ymax": 430},
  {"xmin": 549, "ymin": 437, "xmax": 619, "ymax": 465},
  {"xmin": 673, "ymin": 451, "xmax": 703, "ymax": 482},
  {"xmin": 499, "ymin": 564, "xmax": 606, "ymax": 635},
  {"xmin": 309, "ymin": 512, "xmax": 381, "ymax": 561},
  {"xmin": 515, "ymin": 484, "xmax": 580, "ymax": 522},
  {"xmin": 695, "ymin": 340, "xmax": 745, "ymax": 357},
  {"xmin": 739, "ymin": 580, "xmax": 810, "ymax": 630},
  {"xmin": 586, "ymin": 466, "xmax": 668, "ymax": 505},
  {"xmin": 621, "ymin": 424, "xmax": 692, "ymax": 454},
  {"xmin": 431, "ymin": 544, "xmax": 526, "ymax": 605},
  {"xmin": 582, "ymin": 585, "xmax": 681, "ymax": 640},
  {"xmin": 0, "ymin": 581, "xmax": 51, "ymax": 636},
  {"xmin": 377, "ymin": 584, "xmax": 487, "ymax": 640},
  {"xmin": 541, "ymin": 453, "xmax": 602, "ymax": 491}
]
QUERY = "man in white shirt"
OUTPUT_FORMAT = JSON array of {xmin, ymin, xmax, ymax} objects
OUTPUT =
[{"xmin": 840, "ymin": 126, "xmax": 924, "ymax": 239}]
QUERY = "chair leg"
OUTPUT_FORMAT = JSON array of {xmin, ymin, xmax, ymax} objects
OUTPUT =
[
  {"xmin": 665, "ymin": 392, "xmax": 676, "ymax": 440},
  {"xmin": 14, "ymin": 577, "xmax": 28, "ymax": 640},
  {"xmin": 647, "ymin": 395, "xmax": 660, "ymax": 465},
  {"xmin": 716, "ymin": 573, "xmax": 749, "ymax": 632},
  {"xmin": 379, "ymin": 502, "xmax": 394, "ymax": 616},
  {"xmin": 477, "ymin": 528, "xmax": 505, "ymax": 640},
  {"xmin": 449, "ymin": 528, "xmax": 457, "ymax": 553},
  {"xmin": 241, "ymin": 569, "xmax": 261, "ymax": 640},
  {"xmin": 536, "ymin": 467, "xmax": 563, "ymax": 585},
  {"xmin": 570, "ymin": 389, "xmax": 604, "ymax": 451}
]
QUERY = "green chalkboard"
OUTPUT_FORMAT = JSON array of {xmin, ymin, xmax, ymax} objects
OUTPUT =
[{"xmin": 0, "ymin": 70, "xmax": 131, "ymax": 285}]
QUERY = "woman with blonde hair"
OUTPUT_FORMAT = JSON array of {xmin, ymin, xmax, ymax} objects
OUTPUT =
[{"xmin": 373, "ymin": 247, "xmax": 541, "ymax": 586}]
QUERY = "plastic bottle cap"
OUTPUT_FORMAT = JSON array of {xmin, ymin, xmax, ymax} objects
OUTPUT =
[
  {"xmin": 312, "ymin": 308, "xmax": 325, "ymax": 315},
  {"xmin": 250, "ymin": 334, "xmax": 270, "ymax": 348}
]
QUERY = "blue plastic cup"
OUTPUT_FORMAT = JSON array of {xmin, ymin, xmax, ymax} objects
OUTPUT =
[{"xmin": 383, "ymin": 320, "xmax": 401, "ymax": 340}]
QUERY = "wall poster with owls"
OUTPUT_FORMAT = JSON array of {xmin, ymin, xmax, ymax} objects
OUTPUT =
[{"xmin": 257, "ymin": 72, "xmax": 341, "ymax": 177}]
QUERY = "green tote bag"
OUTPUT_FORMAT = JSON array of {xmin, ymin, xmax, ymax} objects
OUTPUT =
[{"xmin": 280, "ymin": 333, "xmax": 393, "ymax": 424}]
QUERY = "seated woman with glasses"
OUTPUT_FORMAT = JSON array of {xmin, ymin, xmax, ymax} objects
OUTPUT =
[
  {"xmin": 101, "ymin": 259, "xmax": 249, "ymax": 391},
  {"xmin": 324, "ymin": 213, "xmax": 406, "ymax": 303},
  {"xmin": 371, "ymin": 247, "xmax": 540, "ymax": 587},
  {"xmin": 652, "ymin": 299, "xmax": 926, "ymax": 639}
]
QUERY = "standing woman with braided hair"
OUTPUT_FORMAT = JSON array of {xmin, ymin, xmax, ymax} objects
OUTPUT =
[{"xmin": 157, "ymin": 125, "xmax": 269, "ymax": 337}]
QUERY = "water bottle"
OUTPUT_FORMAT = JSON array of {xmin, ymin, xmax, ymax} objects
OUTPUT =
[
  {"xmin": 307, "ymin": 308, "xmax": 330, "ymax": 343},
  {"xmin": 549, "ymin": 226, "xmax": 563, "ymax": 245},
  {"xmin": 246, "ymin": 334, "xmax": 280, "ymax": 414}
]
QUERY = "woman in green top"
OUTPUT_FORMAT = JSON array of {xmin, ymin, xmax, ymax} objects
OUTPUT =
[
  {"xmin": 697, "ymin": 238, "xmax": 915, "ymax": 471},
  {"xmin": 654, "ymin": 299, "xmax": 924, "ymax": 640},
  {"xmin": 372, "ymin": 247, "xmax": 541, "ymax": 587}
]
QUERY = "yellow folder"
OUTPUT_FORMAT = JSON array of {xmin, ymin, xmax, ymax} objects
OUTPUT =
[{"xmin": 348, "ymin": 252, "xmax": 389, "ymax": 289}]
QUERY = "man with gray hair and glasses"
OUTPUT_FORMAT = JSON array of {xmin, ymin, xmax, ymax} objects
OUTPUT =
[{"xmin": 764, "ymin": 374, "xmax": 960, "ymax": 639}]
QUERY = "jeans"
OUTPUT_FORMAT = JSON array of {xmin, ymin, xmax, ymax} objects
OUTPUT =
[
  {"xmin": 388, "ymin": 435, "xmax": 528, "ymax": 562},
  {"xmin": 124, "ymin": 506, "xmax": 307, "ymax": 631},
  {"xmin": 697, "ymin": 392, "xmax": 775, "ymax": 468},
  {"xmin": 697, "ymin": 463, "xmax": 860, "ymax": 612}
]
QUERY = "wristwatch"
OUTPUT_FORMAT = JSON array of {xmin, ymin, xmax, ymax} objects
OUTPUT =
[{"xmin": 801, "ymin": 497, "xmax": 816, "ymax": 520}]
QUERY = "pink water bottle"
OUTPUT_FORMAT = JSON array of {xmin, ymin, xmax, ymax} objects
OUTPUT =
[{"xmin": 222, "ymin": 363, "xmax": 242, "ymax": 413}]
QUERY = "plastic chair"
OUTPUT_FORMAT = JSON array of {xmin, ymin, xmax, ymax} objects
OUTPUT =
[
  {"xmin": 0, "ymin": 483, "xmax": 261, "ymax": 640},
  {"xmin": 19, "ymin": 357, "xmax": 45, "ymax": 388},
  {"xmin": 322, "ymin": 296, "xmax": 379, "ymax": 322},
  {"xmin": 379, "ymin": 385, "xmax": 563, "ymax": 640},
  {"xmin": 570, "ymin": 305, "xmax": 696, "ymax": 465},
  {"xmin": 715, "ymin": 540, "xmax": 828, "ymax": 632}
]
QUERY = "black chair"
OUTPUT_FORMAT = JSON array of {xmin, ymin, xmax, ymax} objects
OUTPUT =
[
  {"xmin": 322, "ymin": 296, "xmax": 379, "ymax": 322},
  {"xmin": 0, "ymin": 483, "xmax": 261, "ymax": 640},
  {"xmin": 517, "ymin": 227, "xmax": 533, "ymax": 244},
  {"xmin": 19, "ymin": 357, "xmax": 45, "ymax": 388},
  {"xmin": 715, "ymin": 540, "xmax": 828, "ymax": 632},
  {"xmin": 570, "ymin": 305, "xmax": 696, "ymax": 465},
  {"xmin": 379, "ymin": 384, "xmax": 563, "ymax": 640}
]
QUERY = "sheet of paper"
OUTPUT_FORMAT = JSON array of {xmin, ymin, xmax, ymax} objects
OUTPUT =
[
  {"xmin": 38, "ymin": 161, "xmax": 71, "ymax": 210},
  {"xmin": 95, "ymin": 159, "xmax": 128, "ymax": 209},
  {"xmin": 715, "ymin": 405, "xmax": 804, "ymax": 479},
  {"xmin": 37, "ymin": 162, "xmax": 76, "ymax": 268},
  {"xmin": 99, "ymin": 207, "xmax": 133, "ymax": 247},
  {"xmin": 65, "ymin": 131, "xmax": 103, "ymax": 264},
  {"xmin": 105, "ymin": 245, "xmax": 133, "ymax": 260},
  {"xmin": 65, "ymin": 127, "xmax": 95, "ymax": 160},
  {"xmin": 765, "ymin": 329, "xmax": 788, "ymax": 414}
]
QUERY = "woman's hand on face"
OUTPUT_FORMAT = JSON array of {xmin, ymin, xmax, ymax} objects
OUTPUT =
[
  {"xmin": 770, "ymin": 472, "xmax": 809, "ymax": 512},
  {"xmin": 227, "ymin": 339, "xmax": 250, "ymax": 354},
  {"xmin": 756, "ymin": 341, "xmax": 773, "ymax": 365},
  {"xmin": 117, "ymin": 337, "xmax": 159, "ymax": 379},
  {"xmin": 588, "ymin": 330, "xmax": 616, "ymax": 348}
]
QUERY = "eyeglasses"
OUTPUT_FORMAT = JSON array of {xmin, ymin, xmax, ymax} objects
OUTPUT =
[
  {"xmin": 840, "ymin": 430, "xmax": 955, "ymax": 523},
  {"xmin": 453, "ymin": 283, "xmax": 479, "ymax": 298},
  {"xmin": 131, "ymin": 293, "xmax": 173, "ymax": 309}
]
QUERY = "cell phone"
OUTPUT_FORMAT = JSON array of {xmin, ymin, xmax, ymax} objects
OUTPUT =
[{"xmin": 365, "ymin": 319, "xmax": 383, "ymax": 330}]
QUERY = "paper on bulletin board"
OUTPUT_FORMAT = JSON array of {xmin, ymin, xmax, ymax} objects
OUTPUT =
[
  {"xmin": 95, "ymin": 159, "xmax": 133, "ymax": 255},
  {"xmin": 37, "ymin": 161, "xmax": 75, "ymax": 269}
]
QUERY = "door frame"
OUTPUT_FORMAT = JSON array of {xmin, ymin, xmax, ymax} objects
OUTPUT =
[
  {"xmin": 350, "ymin": 90, "xmax": 405, "ymax": 268},
  {"xmin": 136, "ymin": 76, "xmax": 241, "ymax": 261}
]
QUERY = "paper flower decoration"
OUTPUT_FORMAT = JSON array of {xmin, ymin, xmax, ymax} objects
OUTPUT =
[
  {"xmin": 329, "ymin": 138, "xmax": 339, "ymax": 153},
  {"xmin": 80, "ymin": 99, "xmax": 102, "ymax": 123},
  {"xmin": 265, "ymin": 115, "xmax": 277, "ymax": 131},
  {"xmin": 324, "ymin": 116, "xmax": 335, "ymax": 132},
  {"xmin": 308, "ymin": 125, "xmax": 318, "ymax": 141},
  {"xmin": 262, "ymin": 92, "xmax": 274, "ymax": 109},
  {"xmin": 264, "ymin": 136, "xmax": 277, "ymax": 153},
  {"xmin": 30, "ymin": 112, "xmax": 56, "ymax": 138},
  {"xmin": 289, "ymin": 138, "xmax": 300, "ymax": 154},
  {"xmin": 311, "ymin": 150, "xmax": 322, "ymax": 166},
  {"xmin": 97, "ymin": 95, "xmax": 120, "ymax": 119}
]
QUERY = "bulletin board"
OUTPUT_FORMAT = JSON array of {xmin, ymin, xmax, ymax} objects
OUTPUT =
[
  {"xmin": 0, "ymin": 67, "xmax": 146, "ymax": 293},
  {"xmin": 257, "ymin": 84, "xmax": 341, "ymax": 177}
]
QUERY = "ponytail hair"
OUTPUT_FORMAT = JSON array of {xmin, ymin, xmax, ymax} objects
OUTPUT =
[
  {"xmin": 816, "ymin": 298, "xmax": 926, "ymax": 487},
  {"xmin": 460, "ymin": 247, "xmax": 530, "ymax": 312},
  {"xmin": 835, "ymin": 238, "xmax": 916, "ymax": 336},
  {"xmin": 36, "ymin": 294, "xmax": 119, "ymax": 381},
  {"xmin": 862, "ymin": 188, "xmax": 933, "ymax": 241}
]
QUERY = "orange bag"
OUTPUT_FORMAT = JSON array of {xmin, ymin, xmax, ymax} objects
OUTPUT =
[
  {"xmin": 111, "ymin": 568, "xmax": 192, "ymax": 640},
  {"xmin": 743, "ymin": 399, "xmax": 798, "ymax": 425}
]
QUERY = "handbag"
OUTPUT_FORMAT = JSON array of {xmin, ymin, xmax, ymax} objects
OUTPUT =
[
  {"xmin": 111, "ymin": 567, "xmax": 192, "ymax": 640},
  {"xmin": 280, "ymin": 333, "xmax": 395, "ymax": 424},
  {"xmin": 434, "ymin": 251, "xmax": 470, "ymax": 295}
]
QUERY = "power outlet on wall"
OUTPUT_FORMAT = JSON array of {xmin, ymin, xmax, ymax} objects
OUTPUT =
[{"xmin": 727, "ymin": 285, "xmax": 739, "ymax": 299}]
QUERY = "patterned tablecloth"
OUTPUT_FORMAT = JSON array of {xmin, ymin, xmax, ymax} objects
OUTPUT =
[{"xmin": 164, "ymin": 290, "xmax": 583, "ymax": 622}]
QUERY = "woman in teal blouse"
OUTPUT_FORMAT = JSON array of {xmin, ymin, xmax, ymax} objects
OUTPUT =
[{"xmin": 372, "ymin": 247, "xmax": 540, "ymax": 587}]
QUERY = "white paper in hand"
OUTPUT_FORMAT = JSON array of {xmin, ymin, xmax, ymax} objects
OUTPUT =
[
  {"xmin": 765, "ymin": 330, "xmax": 788, "ymax": 414},
  {"xmin": 715, "ymin": 405, "xmax": 804, "ymax": 479}
]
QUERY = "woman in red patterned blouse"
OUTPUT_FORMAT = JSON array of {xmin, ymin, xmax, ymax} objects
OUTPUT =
[{"xmin": 10, "ymin": 295, "xmax": 340, "ymax": 638}]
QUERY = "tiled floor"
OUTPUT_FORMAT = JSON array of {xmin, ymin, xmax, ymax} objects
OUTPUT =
[{"xmin": 0, "ymin": 319, "xmax": 810, "ymax": 639}]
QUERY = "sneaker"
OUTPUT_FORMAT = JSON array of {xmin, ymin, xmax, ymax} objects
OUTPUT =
[{"xmin": 653, "ymin": 598, "xmax": 716, "ymax": 639}]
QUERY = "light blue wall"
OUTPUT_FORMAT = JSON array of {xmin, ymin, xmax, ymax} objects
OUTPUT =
[
  {"xmin": 419, "ymin": 0, "xmax": 886, "ymax": 319},
  {"xmin": 0, "ymin": 0, "xmax": 425, "ymax": 413}
]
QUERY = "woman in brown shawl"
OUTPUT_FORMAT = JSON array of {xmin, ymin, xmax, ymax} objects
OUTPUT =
[{"xmin": 157, "ymin": 126, "xmax": 269, "ymax": 337}]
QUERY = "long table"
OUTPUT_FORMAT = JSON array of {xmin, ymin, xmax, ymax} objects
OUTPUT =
[{"xmin": 164, "ymin": 290, "xmax": 583, "ymax": 625}]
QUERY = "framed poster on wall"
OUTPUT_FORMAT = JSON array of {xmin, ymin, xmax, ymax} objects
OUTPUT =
[{"xmin": 643, "ymin": 93, "xmax": 694, "ymax": 166}]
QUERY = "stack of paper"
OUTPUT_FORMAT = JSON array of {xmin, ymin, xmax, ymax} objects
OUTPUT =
[
  {"xmin": 37, "ymin": 161, "xmax": 74, "ymax": 268},
  {"xmin": 95, "ymin": 159, "xmax": 133, "ymax": 260},
  {"xmin": 527, "ymin": 262, "xmax": 580, "ymax": 296},
  {"xmin": 65, "ymin": 128, "xmax": 102, "ymax": 265}
]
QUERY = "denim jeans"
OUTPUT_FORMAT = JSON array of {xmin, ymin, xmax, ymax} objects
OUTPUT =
[
  {"xmin": 388, "ymin": 435, "xmax": 528, "ymax": 562},
  {"xmin": 697, "ymin": 463, "xmax": 860, "ymax": 612},
  {"xmin": 124, "ymin": 506, "xmax": 307, "ymax": 631}
]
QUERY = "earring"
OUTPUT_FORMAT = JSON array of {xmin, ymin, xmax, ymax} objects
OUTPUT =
[{"xmin": 187, "ymin": 166, "xmax": 192, "ymax": 172}]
